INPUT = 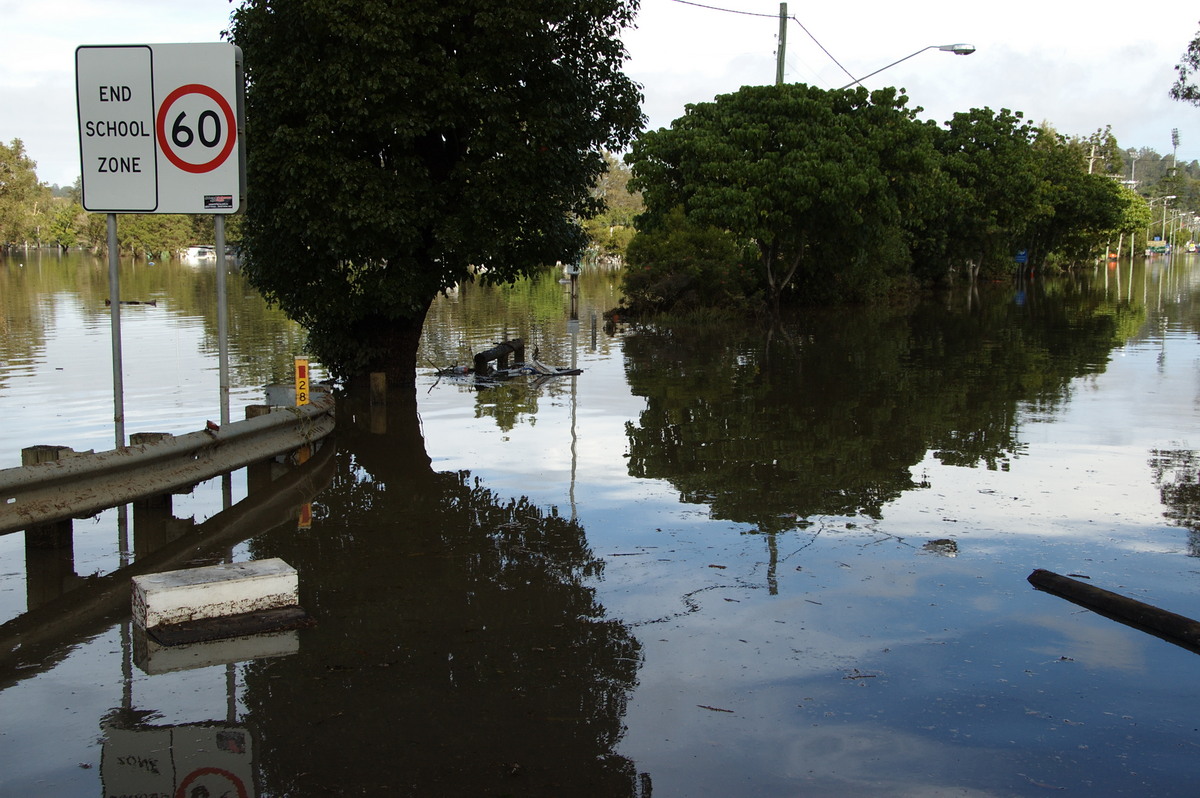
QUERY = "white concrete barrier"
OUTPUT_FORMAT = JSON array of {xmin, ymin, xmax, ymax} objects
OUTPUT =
[{"xmin": 132, "ymin": 558, "xmax": 299, "ymax": 630}]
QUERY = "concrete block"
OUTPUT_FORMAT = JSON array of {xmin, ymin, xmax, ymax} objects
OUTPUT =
[{"xmin": 132, "ymin": 558, "xmax": 298, "ymax": 630}]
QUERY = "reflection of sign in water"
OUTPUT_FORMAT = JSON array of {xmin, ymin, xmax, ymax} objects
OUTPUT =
[
  {"xmin": 101, "ymin": 724, "xmax": 255, "ymax": 798},
  {"xmin": 175, "ymin": 765, "xmax": 249, "ymax": 798}
]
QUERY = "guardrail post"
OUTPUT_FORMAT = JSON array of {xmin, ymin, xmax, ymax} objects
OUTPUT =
[
  {"xmin": 21, "ymin": 445, "xmax": 75, "ymax": 465},
  {"xmin": 21, "ymin": 445, "xmax": 78, "ymax": 608},
  {"xmin": 244, "ymin": 406, "xmax": 277, "ymax": 494},
  {"xmin": 129, "ymin": 433, "xmax": 176, "ymax": 557}
]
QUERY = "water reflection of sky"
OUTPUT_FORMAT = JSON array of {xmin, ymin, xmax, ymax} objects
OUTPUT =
[{"xmin": 6, "ymin": 258, "xmax": 1200, "ymax": 795}]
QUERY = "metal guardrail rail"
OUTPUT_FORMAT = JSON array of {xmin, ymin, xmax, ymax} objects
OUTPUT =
[
  {"xmin": 0, "ymin": 397, "xmax": 335, "ymax": 535},
  {"xmin": 0, "ymin": 437, "xmax": 337, "ymax": 681}
]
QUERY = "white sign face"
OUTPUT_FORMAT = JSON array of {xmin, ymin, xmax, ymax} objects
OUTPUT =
[{"xmin": 77, "ymin": 43, "xmax": 243, "ymax": 214}]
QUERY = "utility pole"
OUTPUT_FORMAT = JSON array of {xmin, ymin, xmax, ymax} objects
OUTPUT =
[{"xmin": 776, "ymin": 3, "xmax": 787, "ymax": 85}]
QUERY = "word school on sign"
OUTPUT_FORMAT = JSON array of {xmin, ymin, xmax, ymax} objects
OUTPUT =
[{"xmin": 84, "ymin": 119, "xmax": 152, "ymax": 137}]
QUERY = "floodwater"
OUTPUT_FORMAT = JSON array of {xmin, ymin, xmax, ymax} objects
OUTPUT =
[{"xmin": 3, "ymin": 250, "xmax": 1200, "ymax": 796}]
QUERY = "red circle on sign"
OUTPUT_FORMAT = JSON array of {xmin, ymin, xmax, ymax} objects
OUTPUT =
[
  {"xmin": 175, "ymin": 766, "xmax": 249, "ymax": 798},
  {"xmin": 156, "ymin": 83, "xmax": 238, "ymax": 174}
]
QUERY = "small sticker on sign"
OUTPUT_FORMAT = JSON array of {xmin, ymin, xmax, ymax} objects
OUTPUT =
[{"xmin": 205, "ymin": 194, "xmax": 234, "ymax": 210}]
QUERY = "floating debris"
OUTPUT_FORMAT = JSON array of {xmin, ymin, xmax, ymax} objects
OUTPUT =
[{"xmin": 922, "ymin": 539, "xmax": 959, "ymax": 557}]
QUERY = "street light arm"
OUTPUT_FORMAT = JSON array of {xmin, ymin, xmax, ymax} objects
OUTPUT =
[{"xmin": 839, "ymin": 43, "xmax": 975, "ymax": 91}]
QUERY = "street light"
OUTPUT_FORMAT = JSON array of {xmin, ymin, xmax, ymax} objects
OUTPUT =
[{"xmin": 839, "ymin": 43, "xmax": 975, "ymax": 90}]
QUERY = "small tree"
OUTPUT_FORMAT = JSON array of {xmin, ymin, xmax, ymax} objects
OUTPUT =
[
  {"xmin": 1172, "ymin": 23, "xmax": 1200, "ymax": 105},
  {"xmin": 583, "ymin": 151, "xmax": 643, "ymax": 262},
  {"xmin": 925, "ymin": 108, "xmax": 1043, "ymax": 276},
  {"xmin": 0, "ymin": 139, "xmax": 46, "ymax": 248},
  {"xmin": 622, "ymin": 206, "xmax": 756, "ymax": 313}
]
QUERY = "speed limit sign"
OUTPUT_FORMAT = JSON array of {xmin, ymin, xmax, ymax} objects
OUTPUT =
[
  {"xmin": 157, "ymin": 83, "xmax": 239, "ymax": 175},
  {"xmin": 77, "ymin": 43, "xmax": 244, "ymax": 213}
]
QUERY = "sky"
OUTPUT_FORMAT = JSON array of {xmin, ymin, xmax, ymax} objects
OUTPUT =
[{"xmin": 3, "ymin": 0, "xmax": 1199, "ymax": 188}]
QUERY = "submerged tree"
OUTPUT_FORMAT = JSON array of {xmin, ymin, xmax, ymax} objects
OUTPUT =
[
  {"xmin": 626, "ymin": 84, "xmax": 941, "ymax": 308},
  {"xmin": 229, "ymin": 0, "xmax": 643, "ymax": 386}
]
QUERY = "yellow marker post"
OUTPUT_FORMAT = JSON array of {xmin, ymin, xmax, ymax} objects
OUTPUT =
[{"xmin": 294, "ymin": 358, "xmax": 309, "ymax": 406}]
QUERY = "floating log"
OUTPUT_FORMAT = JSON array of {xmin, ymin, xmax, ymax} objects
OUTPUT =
[{"xmin": 1028, "ymin": 568, "xmax": 1200, "ymax": 654}]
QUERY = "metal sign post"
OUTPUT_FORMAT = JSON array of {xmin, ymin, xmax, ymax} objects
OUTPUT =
[
  {"xmin": 107, "ymin": 214, "xmax": 125, "ymax": 447},
  {"xmin": 215, "ymin": 215, "xmax": 230, "ymax": 426}
]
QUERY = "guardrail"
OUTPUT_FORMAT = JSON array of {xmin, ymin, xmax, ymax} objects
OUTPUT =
[
  {"xmin": 0, "ymin": 397, "xmax": 335, "ymax": 535},
  {"xmin": 0, "ymin": 436, "xmax": 337, "ymax": 682}
]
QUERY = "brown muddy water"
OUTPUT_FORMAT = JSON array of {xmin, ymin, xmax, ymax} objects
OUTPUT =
[{"xmin": 3, "ymin": 251, "xmax": 1200, "ymax": 796}]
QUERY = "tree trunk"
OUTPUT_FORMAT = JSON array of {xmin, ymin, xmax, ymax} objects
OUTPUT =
[{"xmin": 344, "ymin": 299, "xmax": 433, "ymax": 392}]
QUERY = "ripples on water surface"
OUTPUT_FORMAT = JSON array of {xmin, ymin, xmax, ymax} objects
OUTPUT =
[{"xmin": 3, "ymin": 251, "xmax": 1200, "ymax": 796}]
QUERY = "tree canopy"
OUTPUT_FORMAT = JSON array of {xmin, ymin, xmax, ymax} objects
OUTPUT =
[
  {"xmin": 0, "ymin": 139, "xmax": 51, "ymax": 248},
  {"xmin": 1172, "ymin": 22, "xmax": 1200, "ymax": 105},
  {"xmin": 623, "ymin": 86, "xmax": 1131, "ymax": 313},
  {"xmin": 627, "ymin": 84, "xmax": 940, "ymax": 307},
  {"xmin": 229, "ymin": 0, "xmax": 644, "ymax": 384}
]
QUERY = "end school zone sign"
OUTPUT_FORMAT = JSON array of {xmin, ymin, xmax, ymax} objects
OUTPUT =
[{"xmin": 76, "ymin": 43, "xmax": 244, "ymax": 214}]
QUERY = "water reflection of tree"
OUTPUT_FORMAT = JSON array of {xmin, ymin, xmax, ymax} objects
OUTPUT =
[
  {"xmin": 623, "ymin": 281, "xmax": 1133, "ymax": 535},
  {"xmin": 241, "ymin": 391, "xmax": 645, "ymax": 797},
  {"xmin": 0, "ymin": 251, "xmax": 310, "ymax": 391},
  {"xmin": 1150, "ymin": 448, "xmax": 1200, "ymax": 557}
]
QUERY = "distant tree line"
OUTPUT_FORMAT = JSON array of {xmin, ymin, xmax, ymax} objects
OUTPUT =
[
  {"xmin": 0, "ymin": 138, "xmax": 240, "ymax": 258},
  {"xmin": 615, "ymin": 85, "xmax": 1181, "ymax": 315}
]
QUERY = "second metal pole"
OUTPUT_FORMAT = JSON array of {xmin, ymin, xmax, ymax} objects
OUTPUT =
[
  {"xmin": 215, "ymin": 215, "xmax": 231, "ymax": 426},
  {"xmin": 107, "ymin": 213, "xmax": 125, "ymax": 448}
]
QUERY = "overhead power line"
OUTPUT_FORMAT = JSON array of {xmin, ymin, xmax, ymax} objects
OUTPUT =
[
  {"xmin": 785, "ymin": 15, "xmax": 857, "ymax": 83},
  {"xmin": 666, "ymin": 0, "xmax": 857, "ymax": 85},
  {"xmin": 667, "ymin": 0, "xmax": 780, "ymax": 18}
]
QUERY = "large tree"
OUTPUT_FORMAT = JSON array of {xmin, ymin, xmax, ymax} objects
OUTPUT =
[
  {"xmin": 625, "ymin": 84, "xmax": 942, "ymax": 307},
  {"xmin": 229, "ymin": 0, "xmax": 643, "ymax": 384}
]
